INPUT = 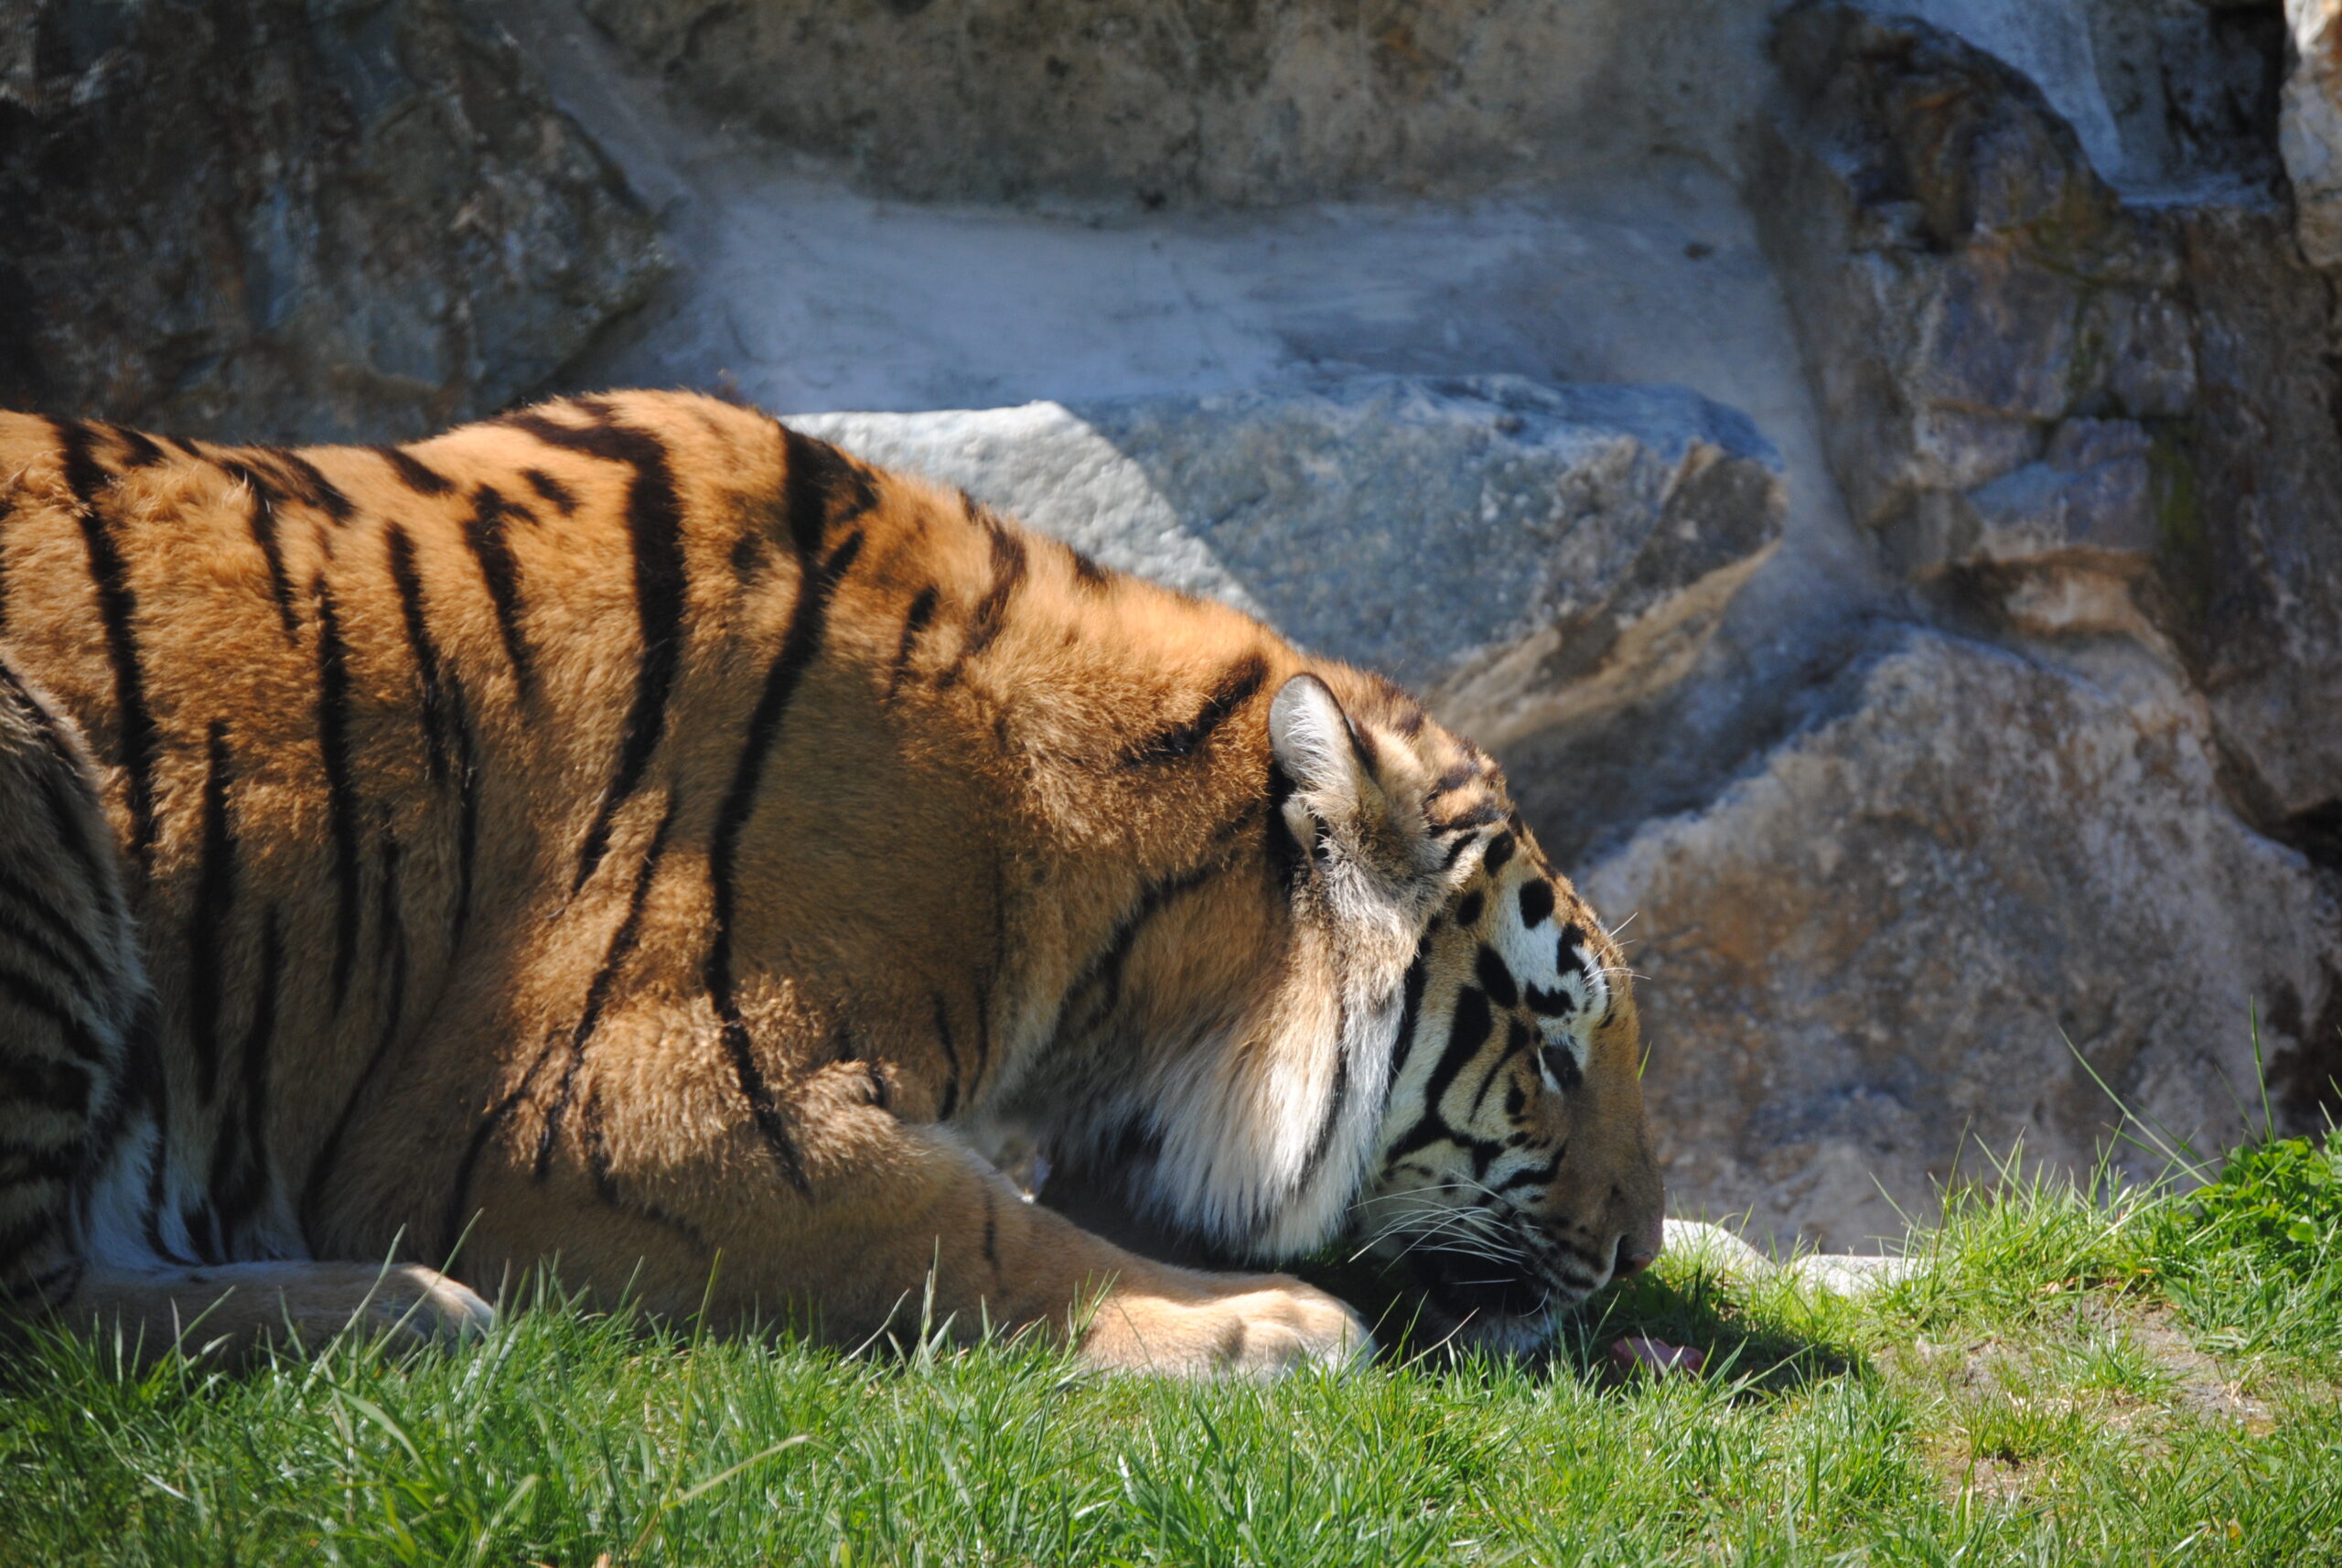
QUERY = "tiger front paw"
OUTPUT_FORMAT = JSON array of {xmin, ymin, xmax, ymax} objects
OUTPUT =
[{"xmin": 1080, "ymin": 1272, "xmax": 1374, "ymax": 1378}]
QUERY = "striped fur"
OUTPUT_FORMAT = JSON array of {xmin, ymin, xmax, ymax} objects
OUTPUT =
[{"xmin": 0, "ymin": 392, "xmax": 1660, "ymax": 1374}]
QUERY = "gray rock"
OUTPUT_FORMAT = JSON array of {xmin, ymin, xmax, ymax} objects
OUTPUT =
[
  {"xmin": 2179, "ymin": 204, "xmax": 2342, "ymax": 841},
  {"xmin": 570, "ymin": 0, "xmax": 1786, "ymax": 209},
  {"xmin": 1758, "ymin": 3, "xmax": 2186, "ymax": 558},
  {"xmin": 797, "ymin": 377, "xmax": 1786, "ymax": 748},
  {"xmin": 1581, "ymin": 628, "xmax": 2341, "ymax": 1251},
  {"xmin": 0, "ymin": 0, "xmax": 667, "ymax": 441}
]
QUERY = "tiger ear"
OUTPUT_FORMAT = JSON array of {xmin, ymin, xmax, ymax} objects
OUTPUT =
[{"xmin": 1270, "ymin": 673, "xmax": 1375, "ymax": 828}]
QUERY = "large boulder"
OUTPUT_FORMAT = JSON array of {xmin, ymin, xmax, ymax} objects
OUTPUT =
[
  {"xmin": 1757, "ymin": 3, "xmax": 2342, "ymax": 880},
  {"xmin": 796, "ymin": 376, "xmax": 1785, "ymax": 748},
  {"xmin": 1581, "ymin": 628, "xmax": 2342, "ymax": 1250},
  {"xmin": 0, "ymin": 0, "xmax": 666, "ymax": 441}
]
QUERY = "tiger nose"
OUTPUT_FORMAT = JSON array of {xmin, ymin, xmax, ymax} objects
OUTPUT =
[{"xmin": 1612, "ymin": 1209, "xmax": 1666, "ymax": 1279}]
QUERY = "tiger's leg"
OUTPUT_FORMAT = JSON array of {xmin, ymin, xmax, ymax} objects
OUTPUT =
[
  {"xmin": 455, "ymin": 1028, "xmax": 1370, "ymax": 1378},
  {"xmin": 0, "ymin": 660, "xmax": 489, "ymax": 1363}
]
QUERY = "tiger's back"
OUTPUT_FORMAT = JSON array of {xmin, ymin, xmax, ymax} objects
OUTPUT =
[{"xmin": 0, "ymin": 392, "xmax": 1662, "ymax": 1370}]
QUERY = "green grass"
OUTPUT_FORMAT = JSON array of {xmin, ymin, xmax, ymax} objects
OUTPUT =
[{"xmin": 4, "ymin": 1139, "xmax": 2338, "ymax": 1566}]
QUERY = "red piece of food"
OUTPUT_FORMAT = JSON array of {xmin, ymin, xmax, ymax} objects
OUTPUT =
[{"xmin": 1609, "ymin": 1336, "xmax": 1707, "ymax": 1377}]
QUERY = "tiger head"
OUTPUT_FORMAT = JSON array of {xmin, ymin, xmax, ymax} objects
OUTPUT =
[
  {"xmin": 1039, "ymin": 663, "xmax": 1660, "ymax": 1349},
  {"xmin": 1357, "ymin": 819, "xmax": 1665, "ymax": 1352},
  {"xmin": 1259, "ymin": 668, "xmax": 1663, "ymax": 1349}
]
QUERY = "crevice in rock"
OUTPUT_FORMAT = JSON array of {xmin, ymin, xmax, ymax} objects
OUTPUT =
[{"xmin": 2261, "ymin": 973, "xmax": 2342, "ymax": 1128}]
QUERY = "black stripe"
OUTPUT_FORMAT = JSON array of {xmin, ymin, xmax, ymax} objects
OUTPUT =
[
  {"xmin": 1469, "ymin": 1019, "xmax": 1534, "ymax": 1120},
  {"xmin": 1496, "ymin": 1149, "xmax": 1563, "ymax": 1193},
  {"xmin": 1475, "ymin": 946, "xmax": 1518, "ymax": 1009},
  {"xmin": 886, "ymin": 585, "xmax": 939, "ymax": 698},
  {"xmin": 0, "ymin": 1216, "xmax": 67, "ymax": 1271},
  {"xmin": 0, "ymin": 493, "xmax": 13, "ymax": 637},
  {"xmin": 440, "ymin": 1034, "xmax": 565, "ymax": 1261},
  {"xmin": 384, "ymin": 524, "xmax": 453, "ymax": 783},
  {"xmin": 224, "ymin": 461, "xmax": 301, "ymax": 641},
  {"xmin": 0, "ymin": 1045, "xmax": 92, "ymax": 1114},
  {"xmin": 1067, "ymin": 546, "xmax": 1110, "ymax": 590},
  {"xmin": 265, "ymin": 449, "xmax": 353, "ymax": 523},
  {"xmin": 704, "ymin": 527, "xmax": 867, "ymax": 1003},
  {"xmin": 0, "ymin": 969, "xmax": 103, "ymax": 1068},
  {"xmin": 379, "ymin": 521, "xmax": 482, "ymax": 942},
  {"xmin": 139, "ymin": 1057, "xmax": 190, "ymax": 1264},
  {"xmin": 1541, "ymin": 1039, "xmax": 1583, "ymax": 1092},
  {"xmin": 974, "ymin": 854, "xmax": 1006, "ymax": 1097},
  {"xmin": 1428, "ymin": 802, "xmax": 1507, "ymax": 838},
  {"xmin": 534, "ymin": 799, "xmax": 676, "ymax": 1177},
  {"xmin": 982, "ymin": 1186, "xmax": 1000, "ymax": 1271},
  {"xmin": 511, "ymin": 410, "xmax": 691, "ymax": 897},
  {"xmin": 0, "ymin": 869, "xmax": 109, "ymax": 993},
  {"xmin": 211, "ymin": 908, "xmax": 283, "ymax": 1240},
  {"xmin": 297, "ymin": 828, "xmax": 407, "ymax": 1240},
  {"xmin": 57, "ymin": 420, "xmax": 157, "ymax": 868},
  {"xmin": 311, "ymin": 574, "xmax": 363, "ymax": 1012},
  {"xmin": 931, "ymin": 993, "xmax": 961, "ymax": 1122},
  {"xmin": 1121, "ymin": 652, "xmax": 1267, "ymax": 768},
  {"xmin": 462, "ymin": 484, "xmax": 534, "ymax": 695},
  {"xmin": 1264, "ymin": 758, "xmax": 1304, "ymax": 891},
  {"xmin": 935, "ymin": 508, "xmax": 1026, "ymax": 688},
  {"xmin": 1058, "ymin": 862, "xmax": 1220, "ymax": 1041},
  {"xmin": 1517, "ymin": 880, "xmax": 1556, "ymax": 929},
  {"xmin": 1384, "ymin": 950, "xmax": 1430, "ymax": 1098},
  {"xmin": 0, "ymin": 662, "xmax": 104, "ymax": 891},
  {"xmin": 108, "ymin": 424, "xmax": 167, "ymax": 468},
  {"xmin": 187, "ymin": 722, "xmax": 236, "ymax": 1102},
  {"xmin": 1430, "ymin": 760, "xmax": 1485, "ymax": 797},
  {"xmin": 1522, "ymin": 981, "xmax": 1574, "ymax": 1017},
  {"xmin": 576, "ymin": 1092, "xmax": 712, "ymax": 1250},
  {"xmin": 779, "ymin": 425, "xmax": 876, "ymax": 557},
  {"xmin": 374, "ymin": 445, "xmax": 453, "ymax": 496},
  {"xmin": 1482, "ymin": 832, "xmax": 1515, "ymax": 873},
  {"xmin": 0, "ymin": 1148, "xmax": 85, "ymax": 1200},
  {"xmin": 521, "ymin": 467, "xmax": 576, "ymax": 515},
  {"xmin": 1383, "ymin": 985, "xmax": 1494, "ymax": 1161},
  {"xmin": 700, "ymin": 494, "xmax": 868, "ymax": 1194},
  {"xmin": 1291, "ymin": 1010, "xmax": 1353, "ymax": 1201},
  {"xmin": 1425, "ymin": 988, "xmax": 1494, "ymax": 1110}
]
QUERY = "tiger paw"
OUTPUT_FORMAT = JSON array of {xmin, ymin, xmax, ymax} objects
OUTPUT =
[
  {"xmin": 1080, "ymin": 1273, "xmax": 1374, "ymax": 1378},
  {"xmin": 74, "ymin": 1261, "xmax": 495, "ymax": 1365}
]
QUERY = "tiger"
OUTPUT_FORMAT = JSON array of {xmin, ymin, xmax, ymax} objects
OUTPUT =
[{"xmin": 0, "ymin": 390, "xmax": 1663, "ymax": 1375}]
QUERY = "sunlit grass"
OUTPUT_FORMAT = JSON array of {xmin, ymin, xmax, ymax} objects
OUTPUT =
[{"xmin": 3, "ymin": 1133, "xmax": 2337, "ymax": 1565}]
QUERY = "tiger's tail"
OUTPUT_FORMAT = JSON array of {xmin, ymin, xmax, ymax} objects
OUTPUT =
[{"xmin": 0, "ymin": 652, "xmax": 146, "ymax": 1315}]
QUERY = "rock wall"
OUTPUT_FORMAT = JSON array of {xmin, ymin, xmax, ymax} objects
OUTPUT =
[
  {"xmin": 571, "ymin": 0, "xmax": 1778, "ymax": 207},
  {"xmin": 0, "ymin": 0, "xmax": 665, "ymax": 441}
]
